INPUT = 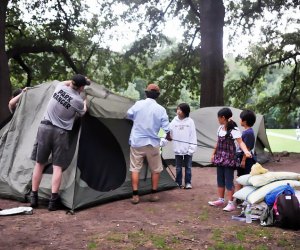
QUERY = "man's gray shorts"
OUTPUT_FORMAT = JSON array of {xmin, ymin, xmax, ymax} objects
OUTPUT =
[{"xmin": 31, "ymin": 123, "xmax": 69, "ymax": 169}]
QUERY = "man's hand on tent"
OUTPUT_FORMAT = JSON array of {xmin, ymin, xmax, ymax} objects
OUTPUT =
[
  {"xmin": 63, "ymin": 80, "xmax": 72, "ymax": 86},
  {"xmin": 165, "ymin": 132, "xmax": 172, "ymax": 141}
]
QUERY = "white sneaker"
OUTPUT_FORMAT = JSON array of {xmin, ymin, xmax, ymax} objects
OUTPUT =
[
  {"xmin": 185, "ymin": 183, "xmax": 192, "ymax": 189},
  {"xmin": 223, "ymin": 202, "xmax": 236, "ymax": 212}
]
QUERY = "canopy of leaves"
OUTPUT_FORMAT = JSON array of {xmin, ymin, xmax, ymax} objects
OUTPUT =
[
  {"xmin": 4, "ymin": 0, "xmax": 300, "ymax": 127},
  {"xmin": 103, "ymin": 0, "xmax": 201, "ymax": 107},
  {"xmin": 224, "ymin": 0, "xmax": 300, "ymax": 127}
]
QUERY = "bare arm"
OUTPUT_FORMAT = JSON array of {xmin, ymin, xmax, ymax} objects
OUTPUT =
[
  {"xmin": 236, "ymin": 138, "xmax": 251, "ymax": 158},
  {"xmin": 241, "ymin": 154, "xmax": 247, "ymax": 168},
  {"xmin": 211, "ymin": 144, "xmax": 217, "ymax": 163},
  {"xmin": 62, "ymin": 80, "xmax": 72, "ymax": 86},
  {"xmin": 8, "ymin": 88, "xmax": 27, "ymax": 113},
  {"xmin": 83, "ymin": 99, "xmax": 87, "ymax": 113}
]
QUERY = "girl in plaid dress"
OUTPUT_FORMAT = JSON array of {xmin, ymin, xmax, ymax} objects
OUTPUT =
[{"xmin": 208, "ymin": 108, "xmax": 251, "ymax": 212}]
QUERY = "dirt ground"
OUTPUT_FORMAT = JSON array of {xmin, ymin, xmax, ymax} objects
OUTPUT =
[{"xmin": 1, "ymin": 153, "xmax": 300, "ymax": 250}]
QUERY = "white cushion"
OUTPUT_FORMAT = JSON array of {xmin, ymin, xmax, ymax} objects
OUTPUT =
[
  {"xmin": 236, "ymin": 174, "xmax": 251, "ymax": 186},
  {"xmin": 233, "ymin": 186, "xmax": 257, "ymax": 201},
  {"xmin": 247, "ymin": 180, "xmax": 300, "ymax": 204},
  {"xmin": 295, "ymin": 190, "xmax": 300, "ymax": 202},
  {"xmin": 248, "ymin": 171, "xmax": 300, "ymax": 187}
]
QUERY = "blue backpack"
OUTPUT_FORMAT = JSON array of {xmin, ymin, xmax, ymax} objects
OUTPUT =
[{"xmin": 264, "ymin": 184, "xmax": 295, "ymax": 206}]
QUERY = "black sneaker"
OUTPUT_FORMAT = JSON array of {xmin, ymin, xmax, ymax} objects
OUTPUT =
[
  {"xmin": 48, "ymin": 196, "xmax": 62, "ymax": 211},
  {"xmin": 30, "ymin": 192, "xmax": 38, "ymax": 208}
]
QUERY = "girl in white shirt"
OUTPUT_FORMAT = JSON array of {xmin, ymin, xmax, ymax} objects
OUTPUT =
[
  {"xmin": 169, "ymin": 103, "xmax": 197, "ymax": 189},
  {"xmin": 208, "ymin": 107, "xmax": 251, "ymax": 212}
]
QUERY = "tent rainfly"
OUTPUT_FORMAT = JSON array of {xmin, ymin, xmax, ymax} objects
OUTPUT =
[
  {"xmin": 0, "ymin": 81, "xmax": 177, "ymax": 211},
  {"xmin": 162, "ymin": 106, "xmax": 272, "ymax": 166}
]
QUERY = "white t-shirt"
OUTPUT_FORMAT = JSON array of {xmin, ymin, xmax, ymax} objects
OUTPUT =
[{"xmin": 217, "ymin": 125, "xmax": 241, "ymax": 139}]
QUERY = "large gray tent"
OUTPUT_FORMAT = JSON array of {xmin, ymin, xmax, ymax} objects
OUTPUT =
[
  {"xmin": 162, "ymin": 106, "xmax": 272, "ymax": 166},
  {"xmin": 0, "ymin": 81, "xmax": 176, "ymax": 211}
]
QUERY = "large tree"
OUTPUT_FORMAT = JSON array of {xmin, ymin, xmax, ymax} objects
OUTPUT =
[
  {"xmin": 111, "ymin": 0, "xmax": 299, "ymax": 124},
  {"xmin": 198, "ymin": 0, "xmax": 225, "ymax": 107},
  {"xmin": 112, "ymin": 0, "xmax": 226, "ymax": 107},
  {"xmin": 0, "ymin": 0, "xmax": 11, "ymax": 122},
  {"xmin": 1, "ymin": 0, "xmax": 299, "ymax": 126}
]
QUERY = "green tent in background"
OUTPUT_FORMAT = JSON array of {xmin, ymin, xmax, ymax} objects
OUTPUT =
[
  {"xmin": 162, "ymin": 106, "xmax": 272, "ymax": 166},
  {"xmin": 0, "ymin": 81, "xmax": 177, "ymax": 211}
]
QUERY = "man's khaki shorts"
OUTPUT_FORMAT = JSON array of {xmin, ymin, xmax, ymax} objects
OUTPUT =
[{"xmin": 130, "ymin": 145, "xmax": 163, "ymax": 173}]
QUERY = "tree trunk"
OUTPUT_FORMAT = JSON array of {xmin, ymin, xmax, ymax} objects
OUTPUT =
[
  {"xmin": 0, "ymin": 0, "xmax": 12, "ymax": 123},
  {"xmin": 199, "ymin": 0, "xmax": 225, "ymax": 107}
]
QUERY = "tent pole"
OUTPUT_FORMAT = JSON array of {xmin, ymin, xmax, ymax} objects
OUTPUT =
[{"xmin": 161, "ymin": 155, "xmax": 176, "ymax": 180}]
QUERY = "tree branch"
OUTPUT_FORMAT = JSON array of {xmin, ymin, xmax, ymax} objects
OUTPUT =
[
  {"xmin": 239, "ymin": 0, "xmax": 263, "ymax": 21},
  {"xmin": 148, "ymin": 0, "xmax": 175, "ymax": 33},
  {"xmin": 186, "ymin": 0, "xmax": 201, "ymax": 20},
  {"xmin": 83, "ymin": 44, "xmax": 97, "ymax": 70},
  {"xmin": 6, "ymin": 24, "xmax": 26, "ymax": 37},
  {"xmin": 248, "ymin": 52, "xmax": 300, "ymax": 86},
  {"xmin": 56, "ymin": 0, "xmax": 73, "ymax": 42},
  {"xmin": 13, "ymin": 55, "xmax": 32, "ymax": 87},
  {"xmin": 6, "ymin": 43, "xmax": 79, "ymax": 73},
  {"xmin": 288, "ymin": 58, "xmax": 298, "ymax": 105},
  {"xmin": 56, "ymin": 0, "xmax": 68, "ymax": 19},
  {"xmin": 173, "ymin": 28, "xmax": 200, "ymax": 79},
  {"xmin": 233, "ymin": 52, "xmax": 300, "ymax": 94},
  {"xmin": 229, "ymin": 0, "xmax": 263, "ymax": 43},
  {"xmin": 186, "ymin": 28, "xmax": 200, "ymax": 62}
]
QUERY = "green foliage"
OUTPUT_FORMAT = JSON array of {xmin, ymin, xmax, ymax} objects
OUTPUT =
[
  {"xmin": 121, "ymin": 82, "xmax": 140, "ymax": 100},
  {"xmin": 109, "ymin": 0, "xmax": 201, "ymax": 107},
  {"xmin": 4, "ymin": 0, "xmax": 300, "ymax": 128},
  {"xmin": 6, "ymin": 0, "xmax": 144, "ymax": 91},
  {"xmin": 224, "ymin": 0, "xmax": 300, "ymax": 127},
  {"xmin": 6, "ymin": 0, "xmax": 88, "ymax": 86}
]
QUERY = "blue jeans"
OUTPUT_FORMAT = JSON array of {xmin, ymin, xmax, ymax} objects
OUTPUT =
[
  {"xmin": 175, "ymin": 155, "xmax": 192, "ymax": 186},
  {"xmin": 216, "ymin": 166, "xmax": 235, "ymax": 190}
]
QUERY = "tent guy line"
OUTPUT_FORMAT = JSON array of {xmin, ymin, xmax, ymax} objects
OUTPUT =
[{"xmin": 160, "ymin": 137, "xmax": 214, "ymax": 149}]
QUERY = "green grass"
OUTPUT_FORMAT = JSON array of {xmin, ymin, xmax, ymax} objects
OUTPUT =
[
  {"xmin": 87, "ymin": 241, "xmax": 97, "ymax": 249},
  {"xmin": 266, "ymin": 129, "xmax": 300, "ymax": 153},
  {"xmin": 208, "ymin": 226, "xmax": 298, "ymax": 250},
  {"xmin": 197, "ymin": 207, "xmax": 209, "ymax": 221},
  {"xmin": 94, "ymin": 230, "xmax": 178, "ymax": 249},
  {"xmin": 267, "ymin": 129, "xmax": 298, "ymax": 136}
]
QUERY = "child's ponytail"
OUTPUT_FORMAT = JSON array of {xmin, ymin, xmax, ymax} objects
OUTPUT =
[
  {"xmin": 226, "ymin": 119, "xmax": 238, "ymax": 138},
  {"xmin": 217, "ymin": 107, "xmax": 237, "ymax": 138}
]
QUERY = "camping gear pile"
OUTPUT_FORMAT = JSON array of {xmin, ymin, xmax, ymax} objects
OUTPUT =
[
  {"xmin": 234, "ymin": 163, "xmax": 300, "ymax": 229},
  {"xmin": 0, "ymin": 81, "xmax": 177, "ymax": 212}
]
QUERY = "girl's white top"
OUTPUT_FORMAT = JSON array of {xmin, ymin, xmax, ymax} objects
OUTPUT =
[
  {"xmin": 217, "ymin": 125, "xmax": 241, "ymax": 139},
  {"xmin": 169, "ymin": 116, "xmax": 197, "ymax": 155}
]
